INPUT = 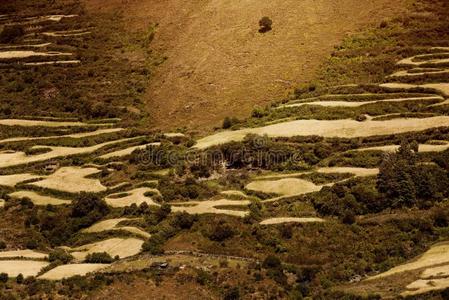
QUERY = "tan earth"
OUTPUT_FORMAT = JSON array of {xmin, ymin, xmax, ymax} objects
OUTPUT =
[
  {"xmin": 194, "ymin": 116, "xmax": 449, "ymax": 149},
  {"xmin": 0, "ymin": 249, "xmax": 48, "ymax": 260},
  {"xmin": 9, "ymin": 191, "xmax": 71, "ymax": 206},
  {"xmin": 0, "ymin": 43, "xmax": 52, "ymax": 49},
  {"xmin": 84, "ymin": 0, "xmax": 409, "ymax": 130},
  {"xmin": 246, "ymin": 178, "xmax": 321, "ymax": 196},
  {"xmin": 279, "ymin": 96, "xmax": 443, "ymax": 108},
  {"xmin": 0, "ymin": 118, "xmax": 110, "ymax": 127},
  {"xmin": 220, "ymin": 190, "xmax": 249, "ymax": 198},
  {"xmin": 105, "ymin": 187, "xmax": 161, "ymax": 208},
  {"xmin": 0, "ymin": 173, "xmax": 41, "ymax": 187},
  {"xmin": 38, "ymin": 264, "xmax": 107, "ymax": 280},
  {"xmin": 41, "ymin": 29, "xmax": 91, "ymax": 37},
  {"xmin": 402, "ymin": 278, "xmax": 449, "ymax": 296},
  {"xmin": 65, "ymin": 238, "xmax": 144, "ymax": 261},
  {"xmin": 172, "ymin": 199, "xmax": 251, "ymax": 217},
  {"xmin": 356, "ymin": 142, "xmax": 449, "ymax": 153},
  {"xmin": 0, "ymin": 50, "xmax": 73, "ymax": 59},
  {"xmin": 0, "ymin": 137, "xmax": 141, "ymax": 168},
  {"xmin": 260, "ymin": 217, "xmax": 325, "ymax": 225},
  {"xmin": 388, "ymin": 69, "xmax": 449, "ymax": 78},
  {"xmin": 380, "ymin": 83, "xmax": 449, "ymax": 97},
  {"xmin": 31, "ymin": 167, "xmax": 107, "ymax": 194},
  {"xmin": 368, "ymin": 242, "xmax": 449, "ymax": 280},
  {"xmin": 256, "ymin": 167, "xmax": 379, "ymax": 180},
  {"xmin": 397, "ymin": 53, "xmax": 449, "ymax": 67},
  {"xmin": 82, "ymin": 218, "xmax": 150, "ymax": 239},
  {"xmin": 0, "ymin": 260, "xmax": 49, "ymax": 277},
  {"xmin": 0, "ymin": 128, "xmax": 123, "ymax": 144},
  {"xmin": 23, "ymin": 60, "xmax": 81, "ymax": 66},
  {"xmin": 99, "ymin": 142, "xmax": 161, "ymax": 160}
]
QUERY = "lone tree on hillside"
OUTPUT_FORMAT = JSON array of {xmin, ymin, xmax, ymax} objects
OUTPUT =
[{"xmin": 259, "ymin": 17, "xmax": 273, "ymax": 33}]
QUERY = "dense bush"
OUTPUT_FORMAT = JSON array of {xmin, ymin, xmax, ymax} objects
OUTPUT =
[
  {"xmin": 85, "ymin": 252, "xmax": 114, "ymax": 264},
  {"xmin": 259, "ymin": 17, "xmax": 273, "ymax": 33},
  {"xmin": 142, "ymin": 234, "xmax": 165, "ymax": 254},
  {"xmin": 0, "ymin": 25, "xmax": 24, "ymax": 43},
  {"xmin": 208, "ymin": 221, "xmax": 235, "ymax": 241},
  {"xmin": 49, "ymin": 249, "xmax": 73, "ymax": 264}
]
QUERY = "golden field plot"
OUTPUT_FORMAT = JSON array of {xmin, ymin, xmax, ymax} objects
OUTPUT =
[
  {"xmin": 41, "ymin": 29, "xmax": 91, "ymax": 37},
  {"xmin": 105, "ymin": 187, "xmax": 161, "ymax": 208},
  {"xmin": 38, "ymin": 264, "xmax": 107, "ymax": 281},
  {"xmin": 0, "ymin": 137, "xmax": 140, "ymax": 168},
  {"xmin": 220, "ymin": 190, "xmax": 249, "ymax": 199},
  {"xmin": 82, "ymin": 218, "xmax": 150, "ymax": 239},
  {"xmin": 260, "ymin": 217, "xmax": 325, "ymax": 225},
  {"xmin": 0, "ymin": 249, "xmax": 47, "ymax": 260},
  {"xmin": 368, "ymin": 242, "xmax": 449, "ymax": 280},
  {"xmin": 402, "ymin": 278, "xmax": 449, "ymax": 296},
  {"xmin": 0, "ymin": 173, "xmax": 41, "ymax": 187},
  {"xmin": 65, "ymin": 238, "xmax": 144, "ymax": 261},
  {"xmin": 9, "ymin": 191, "xmax": 71, "ymax": 206},
  {"xmin": 31, "ymin": 167, "xmax": 107, "ymax": 194},
  {"xmin": 0, "ymin": 43, "xmax": 52, "ymax": 49},
  {"xmin": 0, "ymin": 118, "xmax": 109, "ymax": 127},
  {"xmin": 356, "ymin": 142, "xmax": 449, "ymax": 153},
  {"xmin": 0, "ymin": 128, "xmax": 123, "ymax": 144},
  {"xmin": 172, "ymin": 199, "xmax": 251, "ymax": 217},
  {"xmin": 397, "ymin": 53, "xmax": 449, "ymax": 67},
  {"xmin": 279, "ymin": 96, "xmax": 443, "ymax": 109},
  {"xmin": 256, "ymin": 167, "xmax": 379, "ymax": 180},
  {"xmin": 246, "ymin": 178, "xmax": 321, "ymax": 196},
  {"xmin": 380, "ymin": 83, "xmax": 449, "ymax": 97},
  {"xmin": 0, "ymin": 260, "xmax": 49, "ymax": 277},
  {"xmin": 98, "ymin": 142, "xmax": 161, "ymax": 160},
  {"xmin": 388, "ymin": 69, "xmax": 449, "ymax": 78},
  {"xmin": 194, "ymin": 116, "xmax": 449, "ymax": 149},
  {"xmin": 0, "ymin": 50, "xmax": 73, "ymax": 60},
  {"xmin": 23, "ymin": 60, "xmax": 81, "ymax": 66},
  {"xmin": 0, "ymin": 200, "xmax": 4, "ymax": 208}
]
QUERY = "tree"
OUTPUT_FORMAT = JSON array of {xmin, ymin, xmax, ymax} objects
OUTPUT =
[
  {"xmin": 84, "ymin": 252, "xmax": 113, "ymax": 264},
  {"xmin": 0, "ymin": 25, "xmax": 24, "ymax": 43},
  {"xmin": 223, "ymin": 117, "xmax": 232, "ymax": 129},
  {"xmin": 262, "ymin": 255, "xmax": 282, "ymax": 269},
  {"xmin": 16, "ymin": 273, "xmax": 24, "ymax": 284},
  {"xmin": 259, "ymin": 17, "xmax": 273, "ymax": 33},
  {"xmin": 71, "ymin": 193, "xmax": 109, "ymax": 218},
  {"xmin": 49, "ymin": 249, "xmax": 73, "ymax": 264},
  {"xmin": 377, "ymin": 140, "xmax": 417, "ymax": 207},
  {"xmin": 0, "ymin": 273, "xmax": 8, "ymax": 283}
]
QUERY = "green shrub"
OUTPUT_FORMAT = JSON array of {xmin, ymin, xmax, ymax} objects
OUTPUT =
[
  {"xmin": 262, "ymin": 255, "xmax": 282, "ymax": 269},
  {"xmin": 224, "ymin": 286, "xmax": 240, "ymax": 300},
  {"xmin": 142, "ymin": 235, "xmax": 165, "ymax": 255},
  {"xmin": 0, "ymin": 25, "xmax": 24, "ymax": 43},
  {"xmin": 0, "ymin": 273, "xmax": 8, "ymax": 283},
  {"xmin": 208, "ymin": 221, "xmax": 234, "ymax": 241},
  {"xmin": 172, "ymin": 212, "xmax": 196, "ymax": 229},
  {"xmin": 49, "ymin": 249, "xmax": 73, "ymax": 264},
  {"xmin": 84, "ymin": 252, "xmax": 113, "ymax": 264},
  {"xmin": 258, "ymin": 17, "xmax": 273, "ymax": 33},
  {"xmin": 16, "ymin": 273, "xmax": 24, "ymax": 284},
  {"xmin": 0, "ymin": 241, "xmax": 6, "ymax": 249}
]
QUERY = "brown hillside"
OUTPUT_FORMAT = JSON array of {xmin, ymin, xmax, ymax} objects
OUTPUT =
[{"xmin": 84, "ymin": 0, "xmax": 410, "ymax": 131}]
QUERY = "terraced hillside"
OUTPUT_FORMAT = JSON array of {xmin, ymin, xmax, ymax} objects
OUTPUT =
[{"xmin": 2, "ymin": 0, "xmax": 449, "ymax": 299}]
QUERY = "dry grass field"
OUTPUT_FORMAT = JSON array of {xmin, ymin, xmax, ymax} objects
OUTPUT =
[{"xmin": 83, "ymin": 0, "xmax": 410, "ymax": 131}]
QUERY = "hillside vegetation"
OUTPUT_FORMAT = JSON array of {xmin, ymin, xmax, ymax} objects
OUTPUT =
[{"xmin": 2, "ymin": 0, "xmax": 449, "ymax": 299}]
